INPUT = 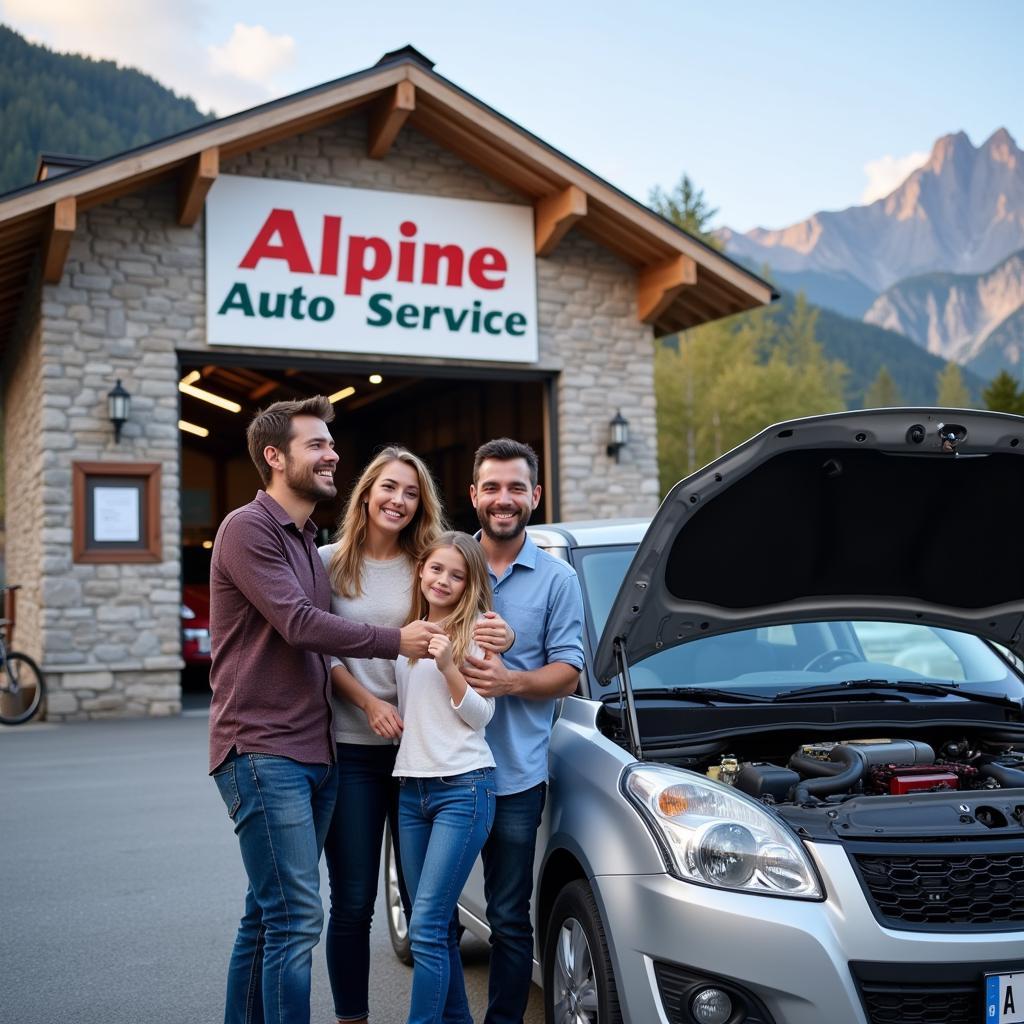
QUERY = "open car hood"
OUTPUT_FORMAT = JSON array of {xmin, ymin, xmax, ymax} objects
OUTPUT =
[{"xmin": 594, "ymin": 409, "xmax": 1024, "ymax": 683}]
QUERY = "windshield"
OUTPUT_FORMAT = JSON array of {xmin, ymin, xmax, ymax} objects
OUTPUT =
[{"xmin": 574, "ymin": 545, "xmax": 1024, "ymax": 699}]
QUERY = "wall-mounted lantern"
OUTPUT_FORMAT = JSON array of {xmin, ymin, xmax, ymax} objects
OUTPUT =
[
  {"xmin": 107, "ymin": 379, "xmax": 131, "ymax": 443},
  {"xmin": 606, "ymin": 409, "xmax": 630, "ymax": 462}
]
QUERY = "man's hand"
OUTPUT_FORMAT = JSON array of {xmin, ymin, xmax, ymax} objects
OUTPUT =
[
  {"xmin": 462, "ymin": 652, "xmax": 518, "ymax": 697},
  {"xmin": 363, "ymin": 697, "xmax": 403, "ymax": 740},
  {"xmin": 473, "ymin": 611, "xmax": 514, "ymax": 655},
  {"xmin": 399, "ymin": 619, "xmax": 444, "ymax": 658}
]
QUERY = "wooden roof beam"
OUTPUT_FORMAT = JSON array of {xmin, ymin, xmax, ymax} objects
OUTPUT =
[
  {"xmin": 42, "ymin": 196, "xmax": 76, "ymax": 284},
  {"xmin": 178, "ymin": 147, "xmax": 219, "ymax": 226},
  {"xmin": 368, "ymin": 81, "xmax": 416, "ymax": 159},
  {"xmin": 535, "ymin": 185, "xmax": 587, "ymax": 257},
  {"xmin": 637, "ymin": 253, "xmax": 697, "ymax": 324}
]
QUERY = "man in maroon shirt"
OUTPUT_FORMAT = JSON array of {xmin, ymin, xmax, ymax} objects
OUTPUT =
[{"xmin": 209, "ymin": 395, "xmax": 439, "ymax": 1024}]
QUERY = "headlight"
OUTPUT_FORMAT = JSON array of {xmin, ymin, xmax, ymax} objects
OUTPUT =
[
  {"xmin": 623, "ymin": 765, "xmax": 822, "ymax": 899},
  {"xmin": 181, "ymin": 604, "xmax": 196, "ymax": 620}
]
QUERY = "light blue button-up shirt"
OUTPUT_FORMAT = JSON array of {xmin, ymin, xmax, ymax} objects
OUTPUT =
[{"xmin": 479, "ymin": 532, "xmax": 585, "ymax": 796}]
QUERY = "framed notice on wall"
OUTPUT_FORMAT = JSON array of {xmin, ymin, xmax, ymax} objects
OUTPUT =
[{"xmin": 72, "ymin": 462, "xmax": 162, "ymax": 563}]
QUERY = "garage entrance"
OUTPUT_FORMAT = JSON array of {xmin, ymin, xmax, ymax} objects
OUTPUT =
[{"xmin": 179, "ymin": 353, "xmax": 553, "ymax": 541}]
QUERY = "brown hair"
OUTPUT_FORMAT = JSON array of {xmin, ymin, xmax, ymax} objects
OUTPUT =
[
  {"xmin": 408, "ymin": 531, "xmax": 492, "ymax": 668},
  {"xmin": 328, "ymin": 446, "xmax": 447, "ymax": 598},
  {"xmin": 246, "ymin": 396, "xmax": 335, "ymax": 487},
  {"xmin": 472, "ymin": 438, "xmax": 539, "ymax": 487}
]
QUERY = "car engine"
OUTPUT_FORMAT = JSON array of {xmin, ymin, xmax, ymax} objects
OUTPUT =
[{"xmin": 705, "ymin": 737, "xmax": 1024, "ymax": 806}]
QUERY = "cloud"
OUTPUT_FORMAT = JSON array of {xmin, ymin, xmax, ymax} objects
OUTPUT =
[
  {"xmin": 208, "ymin": 23, "xmax": 296, "ymax": 84},
  {"xmin": 861, "ymin": 150, "xmax": 929, "ymax": 204},
  {"xmin": 0, "ymin": 0, "xmax": 297, "ymax": 114}
]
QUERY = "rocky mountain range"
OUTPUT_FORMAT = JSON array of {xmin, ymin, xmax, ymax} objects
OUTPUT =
[{"xmin": 722, "ymin": 129, "xmax": 1024, "ymax": 378}]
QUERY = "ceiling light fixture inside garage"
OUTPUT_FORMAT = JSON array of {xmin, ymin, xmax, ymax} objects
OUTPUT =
[
  {"xmin": 178, "ymin": 420, "xmax": 210, "ymax": 438},
  {"xmin": 329, "ymin": 386, "xmax": 356, "ymax": 403},
  {"xmin": 179, "ymin": 380, "xmax": 242, "ymax": 413}
]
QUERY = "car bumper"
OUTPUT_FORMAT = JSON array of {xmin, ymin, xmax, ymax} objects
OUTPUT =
[{"xmin": 592, "ymin": 842, "xmax": 1024, "ymax": 1024}]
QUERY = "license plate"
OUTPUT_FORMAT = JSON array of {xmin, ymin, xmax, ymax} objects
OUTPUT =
[
  {"xmin": 987, "ymin": 974, "xmax": 1024, "ymax": 1023},
  {"xmin": 198, "ymin": 635, "xmax": 211, "ymax": 654}
]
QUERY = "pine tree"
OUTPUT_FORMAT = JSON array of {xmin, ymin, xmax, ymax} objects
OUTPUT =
[
  {"xmin": 648, "ymin": 174, "xmax": 721, "ymax": 247},
  {"xmin": 864, "ymin": 367, "xmax": 903, "ymax": 408},
  {"xmin": 935, "ymin": 362, "xmax": 972, "ymax": 407},
  {"xmin": 982, "ymin": 370, "xmax": 1024, "ymax": 414}
]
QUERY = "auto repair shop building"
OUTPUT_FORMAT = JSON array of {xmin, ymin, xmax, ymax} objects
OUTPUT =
[{"xmin": 0, "ymin": 46, "xmax": 771, "ymax": 719}]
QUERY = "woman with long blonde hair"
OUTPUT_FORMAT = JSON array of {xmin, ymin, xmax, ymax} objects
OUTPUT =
[
  {"xmin": 317, "ymin": 445, "xmax": 445, "ymax": 1024},
  {"xmin": 393, "ymin": 532, "xmax": 498, "ymax": 1024}
]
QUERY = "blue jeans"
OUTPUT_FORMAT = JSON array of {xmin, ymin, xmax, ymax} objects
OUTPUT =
[
  {"xmin": 324, "ymin": 742, "xmax": 410, "ymax": 1021},
  {"xmin": 399, "ymin": 769, "xmax": 496, "ymax": 1024},
  {"xmin": 481, "ymin": 783, "xmax": 547, "ymax": 1024},
  {"xmin": 213, "ymin": 752, "xmax": 337, "ymax": 1024}
]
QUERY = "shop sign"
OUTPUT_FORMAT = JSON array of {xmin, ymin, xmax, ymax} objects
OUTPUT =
[{"xmin": 206, "ymin": 176, "xmax": 538, "ymax": 362}]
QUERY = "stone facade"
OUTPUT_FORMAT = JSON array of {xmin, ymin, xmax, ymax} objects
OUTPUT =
[{"xmin": 8, "ymin": 111, "xmax": 659, "ymax": 720}]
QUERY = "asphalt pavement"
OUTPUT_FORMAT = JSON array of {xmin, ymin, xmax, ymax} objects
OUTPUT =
[{"xmin": 0, "ymin": 707, "xmax": 544, "ymax": 1024}]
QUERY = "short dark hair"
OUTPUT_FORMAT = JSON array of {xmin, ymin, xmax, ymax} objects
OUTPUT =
[
  {"xmin": 472, "ymin": 438, "xmax": 539, "ymax": 487},
  {"xmin": 246, "ymin": 396, "xmax": 335, "ymax": 486}
]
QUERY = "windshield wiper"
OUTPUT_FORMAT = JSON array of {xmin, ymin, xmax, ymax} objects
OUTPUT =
[
  {"xmin": 606, "ymin": 686, "xmax": 763, "ymax": 706},
  {"xmin": 773, "ymin": 678, "xmax": 1023, "ymax": 709}
]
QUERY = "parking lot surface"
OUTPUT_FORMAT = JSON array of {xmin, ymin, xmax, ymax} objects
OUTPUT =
[{"xmin": 0, "ymin": 710, "xmax": 543, "ymax": 1024}]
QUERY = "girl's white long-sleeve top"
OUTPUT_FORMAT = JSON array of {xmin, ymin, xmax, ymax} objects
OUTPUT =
[{"xmin": 393, "ymin": 644, "xmax": 496, "ymax": 778}]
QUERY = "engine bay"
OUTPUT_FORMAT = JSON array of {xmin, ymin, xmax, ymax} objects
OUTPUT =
[{"xmin": 704, "ymin": 735, "xmax": 1024, "ymax": 807}]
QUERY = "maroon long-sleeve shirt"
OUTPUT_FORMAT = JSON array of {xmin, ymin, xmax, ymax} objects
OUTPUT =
[{"xmin": 208, "ymin": 491, "xmax": 401, "ymax": 771}]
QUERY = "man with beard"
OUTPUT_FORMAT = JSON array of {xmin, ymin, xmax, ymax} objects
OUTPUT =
[
  {"xmin": 208, "ymin": 396, "xmax": 439, "ymax": 1024},
  {"xmin": 461, "ymin": 438, "xmax": 585, "ymax": 1024}
]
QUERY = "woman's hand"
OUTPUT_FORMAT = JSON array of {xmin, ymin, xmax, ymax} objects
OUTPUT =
[
  {"xmin": 473, "ymin": 611, "xmax": 514, "ymax": 654},
  {"xmin": 363, "ymin": 697, "xmax": 404, "ymax": 740},
  {"xmin": 428, "ymin": 633, "xmax": 454, "ymax": 670}
]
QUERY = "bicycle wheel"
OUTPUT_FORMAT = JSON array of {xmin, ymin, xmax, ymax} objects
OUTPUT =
[{"xmin": 0, "ymin": 651, "xmax": 46, "ymax": 725}]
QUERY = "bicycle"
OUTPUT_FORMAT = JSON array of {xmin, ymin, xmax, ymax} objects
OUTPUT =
[{"xmin": 0, "ymin": 585, "xmax": 46, "ymax": 726}]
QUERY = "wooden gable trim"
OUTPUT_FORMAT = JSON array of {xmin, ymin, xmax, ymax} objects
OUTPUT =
[
  {"xmin": 368, "ymin": 81, "xmax": 416, "ymax": 158},
  {"xmin": 43, "ymin": 196, "xmax": 76, "ymax": 284},
  {"xmin": 637, "ymin": 254, "xmax": 698, "ymax": 324},
  {"xmin": 535, "ymin": 185, "xmax": 587, "ymax": 256},
  {"xmin": 178, "ymin": 147, "xmax": 219, "ymax": 226}
]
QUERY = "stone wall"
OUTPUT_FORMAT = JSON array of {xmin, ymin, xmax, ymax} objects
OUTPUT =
[
  {"xmin": 26, "ymin": 110, "xmax": 658, "ymax": 719},
  {"xmin": 33, "ymin": 187, "xmax": 190, "ymax": 719}
]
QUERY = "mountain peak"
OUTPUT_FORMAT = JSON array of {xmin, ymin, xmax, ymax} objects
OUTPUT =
[
  {"xmin": 984, "ymin": 127, "xmax": 1019, "ymax": 168},
  {"xmin": 925, "ymin": 130, "xmax": 974, "ymax": 174}
]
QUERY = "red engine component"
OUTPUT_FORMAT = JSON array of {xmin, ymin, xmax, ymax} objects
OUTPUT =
[{"xmin": 868, "ymin": 763, "xmax": 961, "ymax": 795}]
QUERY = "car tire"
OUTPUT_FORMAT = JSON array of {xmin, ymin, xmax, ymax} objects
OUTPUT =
[
  {"xmin": 384, "ymin": 829, "xmax": 413, "ymax": 966},
  {"xmin": 543, "ymin": 879, "xmax": 622, "ymax": 1024}
]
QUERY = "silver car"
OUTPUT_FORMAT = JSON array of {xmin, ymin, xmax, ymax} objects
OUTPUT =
[{"xmin": 389, "ymin": 408, "xmax": 1024, "ymax": 1024}]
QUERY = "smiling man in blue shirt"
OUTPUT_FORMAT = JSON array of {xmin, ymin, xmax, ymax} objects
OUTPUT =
[{"xmin": 461, "ymin": 438, "xmax": 585, "ymax": 1024}]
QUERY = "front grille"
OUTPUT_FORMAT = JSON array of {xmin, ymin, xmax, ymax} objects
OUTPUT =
[
  {"xmin": 847, "ymin": 962, "xmax": 1014, "ymax": 1024},
  {"xmin": 856, "ymin": 977, "xmax": 979, "ymax": 1024},
  {"xmin": 853, "ymin": 849, "xmax": 1024, "ymax": 929}
]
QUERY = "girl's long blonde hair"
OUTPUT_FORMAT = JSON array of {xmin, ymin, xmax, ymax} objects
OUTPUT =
[
  {"xmin": 408, "ymin": 532, "xmax": 493, "ymax": 668},
  {"xmin": 328, "ymin": 446, "xmax": 447, "ymax": 598}
]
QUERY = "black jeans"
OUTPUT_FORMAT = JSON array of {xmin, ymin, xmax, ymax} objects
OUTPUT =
[
  {"xmin": 481, "ymin": 782, "xmax": 547, "ymax": 1024},
  {"xmin": 324, "ymin": 742, "xmax": 409, "ymax": 1021}
]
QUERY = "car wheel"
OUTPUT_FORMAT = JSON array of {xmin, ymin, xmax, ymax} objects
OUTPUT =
[
  {"xmin": 384, "ymin": 829, "xmax": 412, "ymax": 965},
  {"xmin": 543, "ymin": 879, "xmax": 622, "ymax": 1024}
]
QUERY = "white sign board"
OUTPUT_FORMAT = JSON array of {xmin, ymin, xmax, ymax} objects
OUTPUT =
[
  {"xmin": 93, "ymin": 486, "xmax": 140, "ymax": 542},
  {"xmin": 205, "ymin": 175, "xmax": 538, "ymax": 362}
]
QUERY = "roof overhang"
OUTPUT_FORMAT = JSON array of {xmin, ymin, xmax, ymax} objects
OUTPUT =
[{"xmin": 0, "ymin": 49, "xmax": 774, "ymax": 352}]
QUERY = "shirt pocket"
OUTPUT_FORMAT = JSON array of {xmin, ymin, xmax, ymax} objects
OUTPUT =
[{"xmin": 501, "ymin": 602, "xmax": 545, "ymax": 645}]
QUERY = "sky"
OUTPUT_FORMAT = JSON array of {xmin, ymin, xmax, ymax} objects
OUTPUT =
[{"xmin": 1, "ymin": 0, "xmax": 1021, "ymax": 232}]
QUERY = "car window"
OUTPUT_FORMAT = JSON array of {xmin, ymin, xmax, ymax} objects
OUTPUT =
[{"xmin": 574, "ymin": 544, "xmax": 1023, "ymax": 698}]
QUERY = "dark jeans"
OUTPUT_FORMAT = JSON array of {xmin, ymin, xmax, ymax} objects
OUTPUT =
[
  {"xmin": 213, "ymin": 751, "xmax": 337, "ymax": 1024},
  {"xmin": 481, "ymin": 782, "xmax": 547, "ymax": 1024},
  {"xmin": 324, "ymin": 742, "xmax": 409, "ymax": 1022}
]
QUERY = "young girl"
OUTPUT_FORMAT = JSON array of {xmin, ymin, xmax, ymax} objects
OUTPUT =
[
  {"xmin": 395, "ymin": 532, "xmax": 498, "ymax": 1024},
  {"xmin": 318, "ymin": 446, "xmax": 446, "ymax": 1024}
]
